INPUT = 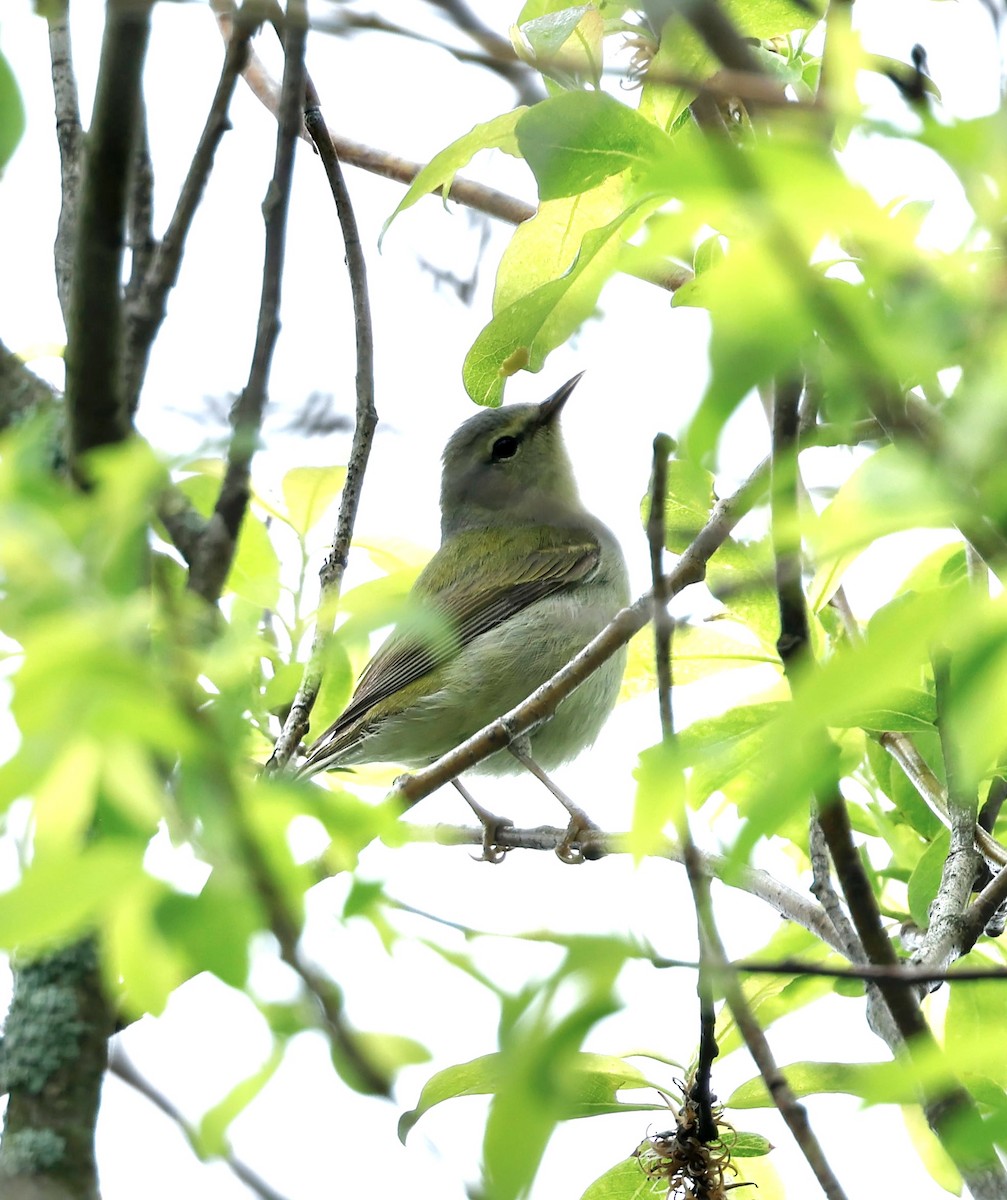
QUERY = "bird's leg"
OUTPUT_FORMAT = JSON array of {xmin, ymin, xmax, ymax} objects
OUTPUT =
[
  {"xmin": 451, "ymin": 778, "xmax": 512, "ymax": 864},
  {"xmin": 508, "ymin": 739, "xmax": 599, "ymax": 864}
]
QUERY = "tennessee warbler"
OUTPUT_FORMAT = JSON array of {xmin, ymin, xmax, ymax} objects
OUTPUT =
[{"xmin": 298, "ymin": 373, "xmax": 629, "ymax": 851}]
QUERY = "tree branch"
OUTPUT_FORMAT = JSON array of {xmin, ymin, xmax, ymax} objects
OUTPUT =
[
  {"xmin": 268, "ymin": 78, "xmax": 378, "ymax": 771},
  {"xmin": 122, "ymin": 10, "xmax": 257, "ymax": 418},
  {"xmin": 188, "ymin": 1, "xmax": 305, "ymax": 604},
  {"xmin": 403, "ymin": 822, "xmax": 844, "ymax": 951},
  {"xmin": 47, "ymin": 0, "xmax": 83, "ymax": 329},
  {"xmin": 64, "ymin": 0, "xmax": 154, "ymax": 473},
  {"xmin": 107, "ymin": 1046, "xmax": 292, "ymax": 1200},
  {"xmin": 0, "ymin": 939, "xmax": 115, "ymax": 1198},
  {"xmin": 0, "ymin": 340, "xmax": 60, "ymax": 433}
]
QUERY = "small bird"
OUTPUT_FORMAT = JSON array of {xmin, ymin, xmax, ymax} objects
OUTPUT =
[{"xmin": 298, "ymin": 373, "xmax": 629, "ymax": 859}]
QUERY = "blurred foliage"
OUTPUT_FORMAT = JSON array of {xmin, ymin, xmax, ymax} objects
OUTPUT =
[{"xmin": 8, "ymin": 0, "xmax": 1007, "ymax": 1197}]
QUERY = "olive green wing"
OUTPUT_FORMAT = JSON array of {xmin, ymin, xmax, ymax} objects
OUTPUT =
[{"xmin": 300, "ymin": 526, "xmax": 599, "ymax": 769}]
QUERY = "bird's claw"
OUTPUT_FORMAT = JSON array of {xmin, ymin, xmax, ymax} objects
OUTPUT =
[
  {"xmin": 555, "ymin": 814, "xmax": 600, "ymax": 864},
  {"xmin": 472, "ymin": 815, "xmax": 513, "ymax": 864}
]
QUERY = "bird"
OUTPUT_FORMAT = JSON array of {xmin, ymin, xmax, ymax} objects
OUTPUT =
[{"xmin": 297, "ymin": 373, "xmax": 629, "ymax": 860}]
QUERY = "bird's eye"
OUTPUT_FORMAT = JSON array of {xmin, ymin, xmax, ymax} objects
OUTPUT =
[{"xmin": 491, "ymin": 435, "xmax": 521, "ymax": 462}]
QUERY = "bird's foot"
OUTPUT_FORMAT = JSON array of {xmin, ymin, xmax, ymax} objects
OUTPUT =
[
  {"xmin": 556, "ymin": 812, "xmax": 601, "ymax": 864},
  {"xmin": 474, "ymin": 813, "xmax": 514, "ymax": 864}
]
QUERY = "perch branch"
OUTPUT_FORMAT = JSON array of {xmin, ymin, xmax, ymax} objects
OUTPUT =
[{"xmin": 405, "ymin": 823, "xmax": 846, "ymax": 951}]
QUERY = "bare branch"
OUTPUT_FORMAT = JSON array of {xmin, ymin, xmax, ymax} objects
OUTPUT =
[
  {"xmin": 321, "ymin": 5, "xmax": 543, "ymax": 106},
  {"xmin": 125, "ymin": 110, "xmax": 155, "ymax": 314},
  {"xmin": 65, "ymin": 0, "xmax": 154, "ymax": 471},
  {"xmin": 0, "ymin": 339, "xmax": 60, "ymax": 432},
  {"xmin": 685, "ymin": 853, "xmax": 849, "ymax": 1200},
  {"xmin": 647, "ymin": 434, "xmax": 676, "ymax": 741},
  {"xmin": 268, "ymin": 80, "xmax": 378, "ymax": 771},
  {"xmin": 107, "ymin": 1046, "xmax": 293, "ymax": 1200},
  {"xmin": 47, "ymin": 0, "xmax": 83, "ymax": 328},
  {"xmin": 123, "ymin": 11, "xmax": 257, "ymax": 417},
  {"xmin": 188, "ymin": 1, "xmax": 305, "ymax": 604}
]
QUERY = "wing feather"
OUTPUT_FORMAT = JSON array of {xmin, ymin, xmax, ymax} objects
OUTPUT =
[{"xmin": 300, "ymin": 526, "xmax": 599, "ymax": 768}]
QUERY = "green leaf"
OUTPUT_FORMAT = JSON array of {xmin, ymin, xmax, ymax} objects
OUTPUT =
[
  {"xmin": 901, "ymin": 1104, "xmax": 961, "ymax": 1196},
  {"xmin": 621, "ymin": 621, "xmax": 779, "ymax": 697},
  {"xmin": 0, "ymin": 45, "xmax": 25, "ymax": 173},
  {"xmin": 513, "ymin": 6, "xmax": 605, "ymax": 89},
  {"xmin": 677, "ymin": 241, "xmax": 815, "ymax": 461},
  {"xmin": 516, "ymin": 91, "xmax": 675, "ymax": 200},
  {"xmin": 811, "ymin": 445, "xmax": 960, "ymax": 564},
  {"xmin": 493, "ymin": 172, "xmax": 631, "ymax": 313},
  {"xmin": 196, "ymin": 1044, "xmax": 284, "ymax": 1158},
  {"xmin": 728, "ymin": 1060, "xmax": 918, "ymax": 1108},
  {"xmin": 381, "ymin": 109, "xmax": 526, "ymax": 241},
  {"xmin": 724, "ymin": 0, "xmax": 821, "ymax": 39},
  {"xmin": 354, "ymin": 1032, "xmax": 430, "ymax": 1076},
  {"xmin": 631, "ymin": 741, "xmax": 683, "ymax": 857},
  {"xmin": 645, "ymin": 459, "xmax": 716, "ymax": 553},
  {"xmin": 280, "ymin": 465, "xmax": 346, "ymax": 536},
  {"xmin": 154, "ymin": 878, "xmax": 259, "ymax": 989},
  {"xmin": 399, "ymin": 1051, "xmax": 656, "ymax": 1142},
  {"xmin": 724, "ymin": 1130, "xmax": 774, "ymax": 1157},
  {"xmin": 706, "ymin": 536, "xmax": 781, "ymax": 649},
  {"xmin": 463, "ymin": 200, "xmax": 654, "ymax": 405},
  {"xmin": 227, "ymin": 510, "xmax": 280, "ymax": 608},
  {"xmin": 849, "ymin": 688, "xmax": 936, "ymax": 733},
  {"xmin": 579, "ymin": 1157, "xmax": 653, "ymax": 1200},
  {"xmin": 639, "ymin": 16, "xmax": 713, "ymax": 133},
  {"xmin": 0, "ymin": 843, "xmax": 145, "ymax": 950},
  {"xmin": 945, "ymin": 953, "xmax": 1007, "ymax": 1084}
]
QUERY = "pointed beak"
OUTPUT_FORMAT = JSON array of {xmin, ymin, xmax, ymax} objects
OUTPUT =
[{"xmin": 538, "ymin": 371, "xmax": 585, "ymax": 426}]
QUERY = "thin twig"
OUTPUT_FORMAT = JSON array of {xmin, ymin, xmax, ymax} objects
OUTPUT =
[
  {"xmin": 690, "ymin": 859, "xmax": 849, "ymax": 1200},
  {"xmin": 123, "ymin": 8, "xmax": 257, "ymax": 417},
  {"xmin": 879, "ymin": 731, "xmax": 1007, "ymax": 868},
  {"xmin": 47, "ymin": 0, "xmax": 83, "ymax": 328},
  {"xmin": 391, "ymin": 456, "xmax": 769, "ymax": 806},
  {"xmin": 268, "ymin": 79, "xmax": 378, "ymax": 772},
  {"xmin": 647, "ymin": 434, "xmax": 676, "ymax": 740},
  {"xmin": 652, "ymin": 955, "xmax": 1007, "ymax": 986},
  {"xmin": 125, "ymin": 107, "xmax": 156, "ymax": 316},
  {"xmin": 65, "ymin": 0, "xmax": 154, "ymax": 472},
  {"xmin": 322, "ymin": 5, "xmax": 543, "ymax": 106},
  {"xmin": 646, "ymin": 436, "xmax": 722, "ymax": 1144},
  {"xmin": 108, "ymin": 1045, "xmax": 293, "ymax": 1200},
  {"xmin": 189, "ymin": 1, "xmax": 305, "ymax": 603},
  {"xmin": 808, "ymin": 812, "xmax": 862, "ymax": 961}
]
